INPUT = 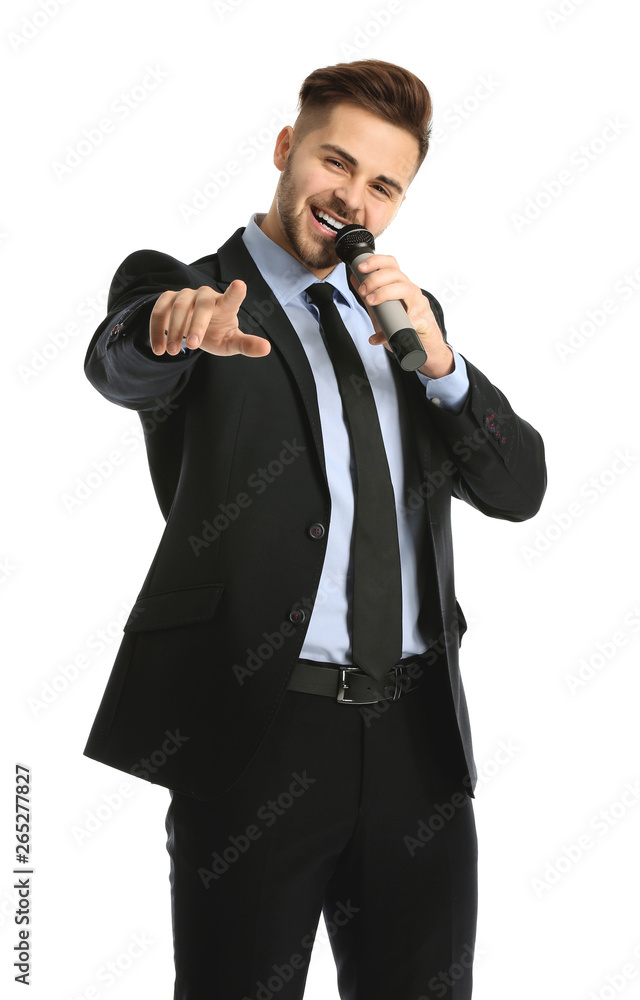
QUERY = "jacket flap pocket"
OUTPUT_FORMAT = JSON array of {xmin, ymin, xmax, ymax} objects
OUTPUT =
[{"xmin": 123, "ymin": 584, "xmax": 224, "ymax": 633}]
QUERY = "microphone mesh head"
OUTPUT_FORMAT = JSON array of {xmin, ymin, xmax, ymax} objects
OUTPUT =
[{"xmin": 334, "ymin": 225, "xmax": 376, "ymax": 263}]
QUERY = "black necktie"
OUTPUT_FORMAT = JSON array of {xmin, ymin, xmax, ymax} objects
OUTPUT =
[{"xmin": 305, "ymin": 281, "xmax": 403, "ymax": 681}]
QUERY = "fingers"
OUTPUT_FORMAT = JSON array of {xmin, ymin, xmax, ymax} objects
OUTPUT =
[
  {"xmin": 357, "ymin": 269, "xmax": 416, "ymax": 305},
  {"xmin": 361, "ymin": 280, "xmax": 412, "ymax": 306},
  {"xmin": 198, "ymin": 279, "xmax": 269, "ymax": 357},
  {"xmin": 369, "ymin": 331, "xmax": 392, "ymax": 352},
  {"xmin": 148, "ymin": 282, "xmax": 271, "ymax": 359},
  {"xmin": 183, "ymin": 286, "xmax": 222, "ymax": 350},
  {"xmin": 368, "ymin": 331, "xmax": 386, "ymax": 345},
  {"xmin": 150, "ymin": 287, "xmax": 209, "ymax": 355},
  {"xmin": 149, "ymin": 290, "xmax": 179, "ymax": 355},
  {"xmin": 350, "ymin": 262, "xmax": 432, "ymax": 345},
  {"xmin": 354, "ymin": 255, "xmax": 423, "ymax": 311},
  {"xmin": 356, "ymin": 253, "xmax": 397, "ymax": 273},
  {"xmin": 168, "ymin": 289, "xmax": 206, "ymax": 354}
]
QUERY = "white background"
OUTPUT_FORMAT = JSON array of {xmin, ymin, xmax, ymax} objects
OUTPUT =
[{"xmin": 2, "ymin": 0, "xmax": 639, "ymax": 997}]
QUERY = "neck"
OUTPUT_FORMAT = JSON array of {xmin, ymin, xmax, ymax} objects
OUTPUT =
[{"xmin": 257, "ymin": 205, "xmax": 337, "ymax": 280}]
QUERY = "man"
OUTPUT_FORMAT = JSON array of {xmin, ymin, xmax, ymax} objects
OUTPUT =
[{"xmin": 83, "ymin": 59, "xmax": 546, "ymax": 999}]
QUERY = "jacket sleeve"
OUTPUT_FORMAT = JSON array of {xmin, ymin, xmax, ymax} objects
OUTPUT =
[
  {"xmin": 423, "ymin": 290, "xmax": 547, "ymax": 522},
  {"xmin": 84, "ymin": 249, "xmax": 216, "ymax": 412}
]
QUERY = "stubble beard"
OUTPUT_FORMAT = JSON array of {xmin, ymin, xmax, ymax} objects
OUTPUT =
[{"xmin": 276, "ymin": 153, "xmax": 342, "ymax": 272}]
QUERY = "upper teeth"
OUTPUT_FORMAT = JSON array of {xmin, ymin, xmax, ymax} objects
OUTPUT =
[{"xmin": 316, "ymin": 210, "xmax": 344, "ymax": 230}]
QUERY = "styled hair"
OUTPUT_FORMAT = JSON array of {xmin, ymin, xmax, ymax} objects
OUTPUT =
[{"xmin": 295, "ymin": 59, "xmax": 433, "ymax": 173}]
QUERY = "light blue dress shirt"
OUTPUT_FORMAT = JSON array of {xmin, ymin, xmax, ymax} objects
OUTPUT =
[{"xmin": 242, "ymin": 214, "xmax": 470, "ymax": 662}]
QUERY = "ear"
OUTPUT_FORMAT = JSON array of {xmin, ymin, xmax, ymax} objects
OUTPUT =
[{"xmin": 273, "ymin": 126, "xmax": 295, "ymax": 172}]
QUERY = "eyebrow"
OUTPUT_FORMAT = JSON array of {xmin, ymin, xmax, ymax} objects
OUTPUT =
[{"xmin": 318, "ymin": 143, "xmax": 405, "ymax": 196}]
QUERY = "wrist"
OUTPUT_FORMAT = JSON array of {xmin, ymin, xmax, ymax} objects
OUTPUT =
[{"xmin": 417, "ymin": 345, "xmax": 455, "ymax": 379}]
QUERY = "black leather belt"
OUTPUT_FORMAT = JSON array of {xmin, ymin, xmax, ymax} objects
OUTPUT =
[{"xmin": 286, "ymin": 659, "xmax": 424, "ymax": 704}]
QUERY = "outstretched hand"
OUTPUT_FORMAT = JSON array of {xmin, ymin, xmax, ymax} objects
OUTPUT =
[{"xmin": 149, "ymin": 281, "xmax": 271, "ymax": 358}]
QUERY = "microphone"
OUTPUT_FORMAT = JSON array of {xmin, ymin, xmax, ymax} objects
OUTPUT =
[{"xmin": 334, "ymin": 225, "xmax": 428, "ymax": 372}]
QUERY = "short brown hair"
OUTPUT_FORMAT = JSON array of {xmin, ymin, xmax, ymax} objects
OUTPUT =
[{"xmin": 295, "ymin": 59, "xmax": 433, "ymax": 172}]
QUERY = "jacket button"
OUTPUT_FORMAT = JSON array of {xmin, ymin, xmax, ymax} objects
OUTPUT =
[
  {"xmin": 289, "ymin": 608, "xmax": 306, "ymax": 625},
  {"xmin": 308, "ymin": 522, "xmax": 325, "ymax": 539}
]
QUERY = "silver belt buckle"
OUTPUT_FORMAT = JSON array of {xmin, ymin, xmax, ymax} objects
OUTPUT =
[
  {"xmin": 336, "ymin": 666, "xmax": 361, "ymax": 703},
  {"xmin": 336, "ymin": 665, "xmax": 404, "ymax": 704},
  {"xmin": 337, "ymin": 666, "xmax": 389, "ymax": 704}
]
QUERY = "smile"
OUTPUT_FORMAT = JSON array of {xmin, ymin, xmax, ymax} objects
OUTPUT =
[{"xmin": 310, "ymin": 206, "xmax": 347, "ymax": 236}]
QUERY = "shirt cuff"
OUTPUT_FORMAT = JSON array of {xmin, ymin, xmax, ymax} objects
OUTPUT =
[{"xmin": 416, "ymin": 346, "xmax": 470, "ymax": 414}]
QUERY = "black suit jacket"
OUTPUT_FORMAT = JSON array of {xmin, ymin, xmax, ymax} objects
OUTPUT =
[{"xmin": 82, "ymin": 226, "xmax": 546, "ymax": 800}]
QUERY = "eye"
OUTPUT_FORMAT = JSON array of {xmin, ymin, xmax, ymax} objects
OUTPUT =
[
  {"xmin": 326, "ymin": 158, "xmax": 344, "ymax": 169},
  {"xmin": 372, "ymin": 184, "xmax": 391, "ymax": 197}
]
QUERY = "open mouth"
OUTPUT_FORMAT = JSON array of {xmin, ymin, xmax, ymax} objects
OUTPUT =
[{"xmin": 310, "ymin": 206, "xmax": 347, "ymax": 237}]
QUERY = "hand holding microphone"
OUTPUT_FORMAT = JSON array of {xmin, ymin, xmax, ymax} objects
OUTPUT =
[{"xmin": 334, "ymin": 225, "xmax": 428, "ymax": 372}]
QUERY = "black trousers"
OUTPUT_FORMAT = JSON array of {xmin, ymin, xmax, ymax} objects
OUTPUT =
[{"xmin": 165, "ymin": 657, "xmax": 478, "ymax": 999}]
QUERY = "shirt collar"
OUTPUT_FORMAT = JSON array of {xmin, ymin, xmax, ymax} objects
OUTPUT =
[{"xmin": 242, "ymin": 213, "xmax": 355, "ymax": 309}]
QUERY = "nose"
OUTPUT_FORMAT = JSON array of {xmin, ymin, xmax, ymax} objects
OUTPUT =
[{"xmin": 333, "ymin": 178, "xmax": 366, "ymax": 221}]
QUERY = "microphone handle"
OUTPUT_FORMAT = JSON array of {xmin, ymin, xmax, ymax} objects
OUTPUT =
[{"xmin": 349, "ymin": 251, "xmax": 428, "ymax": 372}]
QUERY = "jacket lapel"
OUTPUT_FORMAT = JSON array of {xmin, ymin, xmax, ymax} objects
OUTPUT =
[{"xmin": 216, "ymin": 228, "xmax": 327, "ymax": 482}]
